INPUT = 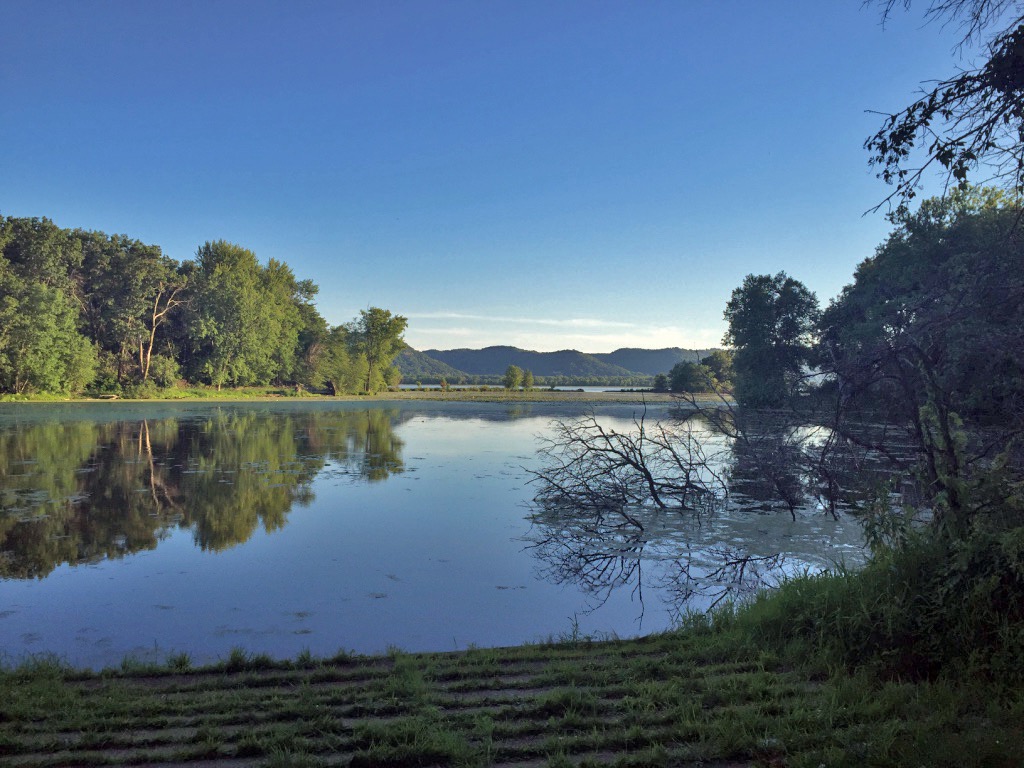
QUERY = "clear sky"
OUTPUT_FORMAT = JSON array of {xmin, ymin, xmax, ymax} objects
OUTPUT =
[{"xmin": 1, "ymin": 1, "xmax": 974, "ymax": 352}]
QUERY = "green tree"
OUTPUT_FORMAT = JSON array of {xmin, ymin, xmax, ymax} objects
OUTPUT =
[
  {"xmin": 320, "ymin": 325, "xmax": 366, "ymax": 395},
  {"xmin": 262, "ymin": 267, "xmax": 323, "ymax": 386},
  {"xmin": 188, "ymin": 241, "xmax": 281, "ymax": 388},
  {"xmin": 0, "ymin": 215, "xmax": 334, "ymax": 394},
  {"xmin": 819, "ymin": 187, "xmax": 1024, "ymax": 536},
  {"xmin": 522, "ymin": 369, "xmax": 534, "ymax": 390},
  {"xmin": 700, "ymin": 349, "xmax": 734, "ymax": 386},
  {"xmin": 0, "ymin": 218, "xmax": 96, "ymax": 394},
  {"xmin": 384, "ymin": 364, "xmax": 402, "ymax": 389},
  {"xmin": 0, "ymin": 215, "xmax": 82, "ymax": 290},
  {"xmin": 668, "ymin": 361, "xmax": 714, "ymax": 393},
  {"xmin": 504, "ymin": 364, "xmax": 523, "ymax": 390},
  {"xmin": 260, "ymin": 261, "xmax": 299, "ymax": 382},
  {"xmin": 0, "ymin": 271, "xmax": 97, "ymax": 394},
  {"xmin": 78, "ymin": 231, "xmax": 186, "ymax": 386},
  {"xmin": 292, "ymin": 282, "xmax": 330, "ymax": 389},
  {"xmin": 724, "ymin": 272, "xmax": 819, "ymax": 407},
  {"xmin": 349, "ymin": 308, "xmax": 408, "ymax": 393},
  {"xmin": 652, "ymin": 373, "xmax": 669, "ymax": 392}
]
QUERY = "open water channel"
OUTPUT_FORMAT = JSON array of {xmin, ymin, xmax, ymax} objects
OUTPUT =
[{"xmin": 0, "ymin": 401, "xmax": 866, "ymax": 669}]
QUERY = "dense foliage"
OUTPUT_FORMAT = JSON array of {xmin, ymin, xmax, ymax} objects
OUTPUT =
[
  {"xmin": 821, "ymin": 187, "xmax": 1024, "ymax": 537},
  {"xmin": 0, "ymin": 216, "xmax": 406, "ymax": 396},
  {"xmin": 711, "ymin": 192, "xmax": 1024, "ymax": 698},
  {"xmin": 718, "ymin": 188, "xmax": 1023, "ymax": 534},
  {"xmin": 503, "ymin": 364, "xmax": 524, "ymax": 390},
  {"xmin": 722, "ymin": 273, "xmax": 818, "ymax": 406}
]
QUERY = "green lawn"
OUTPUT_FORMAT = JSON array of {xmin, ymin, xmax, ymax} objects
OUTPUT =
[{"xmin": 3, "ymin": 605, "xmax": 1019, "ymax": 768}]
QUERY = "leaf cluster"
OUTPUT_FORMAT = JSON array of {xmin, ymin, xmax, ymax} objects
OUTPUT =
[{"xmin": 867, "ymin": 0, "xmax": 1024, "ymax": 212}]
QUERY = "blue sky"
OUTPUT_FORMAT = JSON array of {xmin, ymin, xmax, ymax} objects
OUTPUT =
[{"xmin": 1, "ymin": 1, "xmax": 973, "ymax": 351}]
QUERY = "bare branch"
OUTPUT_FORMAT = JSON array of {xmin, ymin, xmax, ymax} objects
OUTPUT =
[{"xmin": 529, "ymin": 408, "xmax": 729, "ymax": 518}]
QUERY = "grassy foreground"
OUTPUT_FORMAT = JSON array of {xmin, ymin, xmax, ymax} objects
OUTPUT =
[{"xmin": 2, "ymin": 572, "xmax": 1021, "ymax": 768}]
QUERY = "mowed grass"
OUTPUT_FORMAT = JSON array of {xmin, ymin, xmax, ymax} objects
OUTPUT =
[{"xmin": 2, "ymin": 609, "xmax": 1020, "ymax": 768}]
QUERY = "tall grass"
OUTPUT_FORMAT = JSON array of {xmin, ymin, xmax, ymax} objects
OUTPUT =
[{"xmin": 719, "ymin": 521, "xmax": 1024, "ymax": 686}]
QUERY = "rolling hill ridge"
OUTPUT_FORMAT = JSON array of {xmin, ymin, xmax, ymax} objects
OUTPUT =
[{"xmin": 397, "ymin": 345, "xmax": 716, "ymax": 380}]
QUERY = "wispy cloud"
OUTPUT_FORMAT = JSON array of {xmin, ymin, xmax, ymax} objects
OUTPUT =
[{"xmin": 406, "ymin": 312, "xmax": 638, "ymax": 329}]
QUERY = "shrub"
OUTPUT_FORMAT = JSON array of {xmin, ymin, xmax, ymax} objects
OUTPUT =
[
  {"xmin": 729, "ymin": 520, "xmax": 1024, "ymax": 685},
  {"xmin": 148, "ymin": 355, "xmax": 181, "ymax": 388}
]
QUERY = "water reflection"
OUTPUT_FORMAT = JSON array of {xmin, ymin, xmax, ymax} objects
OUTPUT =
[
  {"xmin": 526, "ymin": 503, "xmax": 788, "ymax": 618},
  {"xmin": 528, "ymin": 408, "xmax": 876, "ymax": 614},
  {"xmin": 0, "ymin": 409, "xmax": 406, "ymax": 578},
  {"xmin": 719, "ymin": 409, "xmax": 919, "ymax": 517},
  {"xmin": 724, "ymin": 412, "xmax": 829, "ymax": 515},
  {"xmin": 0, "ymin": 402, "xmax": 873, "ymax": 666}
]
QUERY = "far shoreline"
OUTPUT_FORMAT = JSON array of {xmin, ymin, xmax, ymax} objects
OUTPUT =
[{"xmin": 1, "ymin": 388, "xmax": 713, "ymax": 406}]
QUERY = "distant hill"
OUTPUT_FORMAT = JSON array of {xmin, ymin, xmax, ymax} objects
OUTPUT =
[
  {"xmin": 593, "ymin": 348, "xmax": 716, "ymax": 376},
  {"xmin": 396, "ymin": 345, "xmax": 727, "ymax": 381},
  {"xmin": 396, "ymin": 345, "xmax": 468, "ymax": 380},
  {"xmin": 421, "ymin": 346, "xmax": 635, "ymax": 378}
]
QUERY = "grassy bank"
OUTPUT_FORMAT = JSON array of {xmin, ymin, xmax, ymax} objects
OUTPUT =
[{"xmin": 3, "ymin": 552, "xmax": 1021, "ymax": 768}]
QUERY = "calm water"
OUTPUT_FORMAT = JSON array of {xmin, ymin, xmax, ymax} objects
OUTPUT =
[
  {"xmin": 397, "ymin": 385, "xmax": 632, "ymax": 392},
  {"xmin": 0, "ymin": 401, "xmax": 865, "ymax": 668}
]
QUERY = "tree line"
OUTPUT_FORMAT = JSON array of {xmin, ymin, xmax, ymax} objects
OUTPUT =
[
  {"xmin": 714, "ymin": 186, "xmax": 1023, "ymax": 539},
  {"xmin": 536, "ymin": 186, "xmax": 1023, "ymax": 533},
  {"xmin": 0, "ymin": 216, "xmax": 407, "ymax": 396},
  {"xmin": 411, "ymin": 373, "xmax": 656, "ymax": 388}
]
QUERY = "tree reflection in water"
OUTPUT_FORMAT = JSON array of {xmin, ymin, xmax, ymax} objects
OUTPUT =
[
  {"xmin": 0, "ymin": 408, "xmax": 406, "ymax": 578},
  {"xmin": 527, "ymin": 406, "xmax": 884, "ymax": 618},
  {"xmin": 527, "ymin": 502, "xmax": 786, "ymax": 619}
]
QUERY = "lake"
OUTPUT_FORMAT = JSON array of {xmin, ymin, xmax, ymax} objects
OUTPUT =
[{"xmin": 0, "ymin": 401, "xmax": 866, "ymax": 669}]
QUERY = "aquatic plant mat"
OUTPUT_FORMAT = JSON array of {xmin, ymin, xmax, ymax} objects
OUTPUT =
[{"xmin": 3, "ymin": 628, "xmax": 1020, "ymax": 768}]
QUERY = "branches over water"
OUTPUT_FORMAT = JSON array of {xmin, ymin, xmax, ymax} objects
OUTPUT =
[
  {"xmin": 525, "ymin": 397, "xmax": 885, "ymax": 614},
  {"xmin": 530, "ymin": 409, "xmax": 728, "ymax": 519},
  {"xmin": 526, "ymin": 498, "xmax": 788, "ymax": 617},
  {"xmin": 526, "ymin": 406, "xmax": 791, "ymax": 614}
]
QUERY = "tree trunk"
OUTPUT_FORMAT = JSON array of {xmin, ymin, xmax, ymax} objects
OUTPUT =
[{"xmin": 143, "ymin": 325, "xmax": 157, "ymax": 382}]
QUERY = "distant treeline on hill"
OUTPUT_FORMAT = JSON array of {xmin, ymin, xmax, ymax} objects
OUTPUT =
[{"xmin": 397, "ymin": 345, "xmax": 716, "ymax": 384}]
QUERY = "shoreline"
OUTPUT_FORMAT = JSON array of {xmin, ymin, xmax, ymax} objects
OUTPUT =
[
  {"xmin": 0, "ymin": 389, "xmax": 708, "ymax": 406},
  {"xmin": 2, "ymin": 599, "xmax": 1016, "ymax": 767}
]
